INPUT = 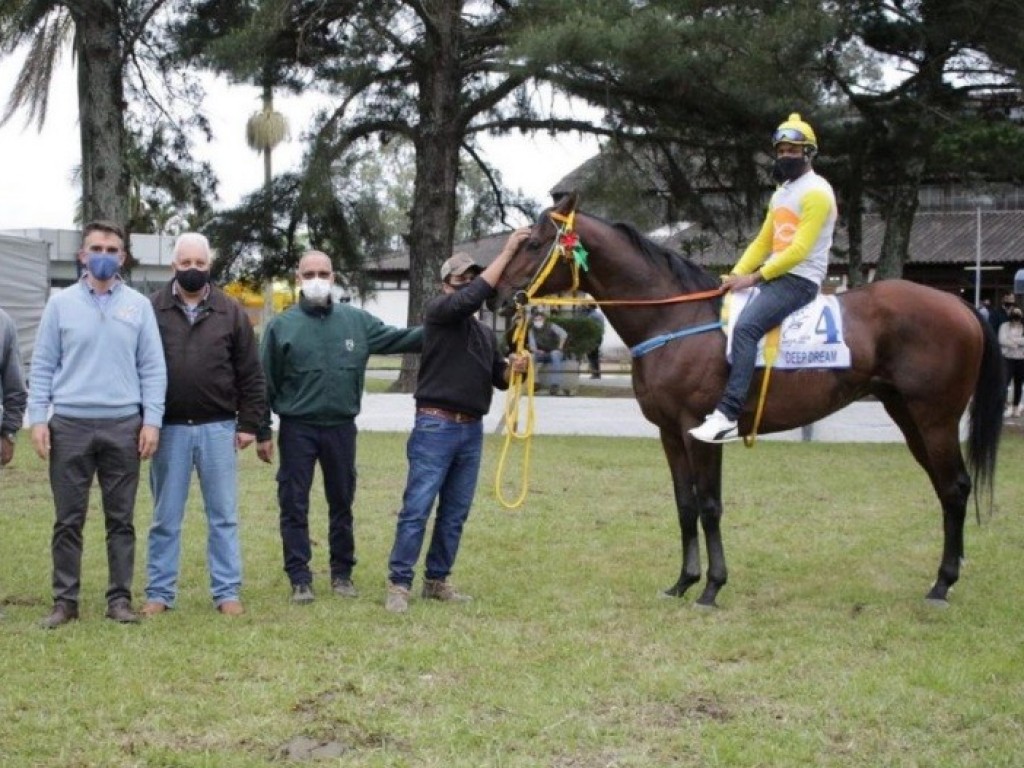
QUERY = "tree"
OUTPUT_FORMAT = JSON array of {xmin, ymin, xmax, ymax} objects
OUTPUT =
[
  {"xmin": 509, "ymin": 0, "xmax": 839, "ymax": 244},
  {"xmin": 823, "ymin": 0, "xmax": 1024, "ymax": 278},
  {"xmin": 183, "ymin": 0, "xmax": 607, "ymax": 387},
  {"xmin": 0, "ymin": 0, "xmax": 216, "ymax": 231}
]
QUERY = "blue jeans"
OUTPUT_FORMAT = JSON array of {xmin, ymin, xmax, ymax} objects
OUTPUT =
[
  {"xmin": 719, "ymin": 274, "xmax": 819, "ymax": 419},
  {"xmin": 277, "ymin": 419, "xmax": 357, "ymax": 586},
  {"xmin": 147, "ymin": 421, "xmax": 241, "ymax": 607},
  {"xmin": 534, "ymin": 349, "xmax": 564, "ymax": 388},
  {"xmin": 387, "ymin": 414, "xmax": 483, "ymax": 587}
]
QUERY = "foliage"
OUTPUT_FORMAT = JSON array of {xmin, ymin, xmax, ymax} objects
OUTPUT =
[
  {"xmin": 822, "ymin": 0, "xmax": 1024, "ymax": 278},
  {"xmin": 512, "ymin": 0, "xmax": 839, "ymax": 233},
  {"xmin": 0, "ymin": 0, "xmax": 218, "ymax": 230},
  {"xmin": 179, "ymin": 1, "xmax": 599, "ymax": 337},
  {"xmin": 551, "ymin": 313, "xmax": 603, "ymax": 358},
  {"xmin": 1, "ymin": 433, "xmax": 1023, "ymax": 765}
]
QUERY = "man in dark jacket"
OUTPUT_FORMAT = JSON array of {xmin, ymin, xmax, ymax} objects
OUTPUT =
[
  {"xmin": 385, "ymin": 228, "xmax": 531, "ymax": 613},
  {"xmin": 258, "ymin": 250, "xmax": 422, "ymax": 604},
  {"xmin": 143, "ymin": 232, "xmax": 265, "ymax": 617}
]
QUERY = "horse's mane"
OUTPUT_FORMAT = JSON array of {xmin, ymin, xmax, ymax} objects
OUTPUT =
[{"xmin": 610, "ymin": 220, "xmax": 721, "ymax": 292}]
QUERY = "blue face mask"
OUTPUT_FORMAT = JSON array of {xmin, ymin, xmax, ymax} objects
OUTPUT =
[{"xmin": 87, "ymin": 253, "xmax": 120, "ymax": 281}]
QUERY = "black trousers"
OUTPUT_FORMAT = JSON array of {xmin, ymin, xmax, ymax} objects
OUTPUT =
[
  {"xmin": 48, "ymin": 414, "xmax": 142, "ymax": 605},
  {"xmin": 1006, "ymin": 357, "xmax": 1024, "ymax": 407},
  {"xmin": 276, "ymin": 418, "xmax": 358, "ymax": 586}
]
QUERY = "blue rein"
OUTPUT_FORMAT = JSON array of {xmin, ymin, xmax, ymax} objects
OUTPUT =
[{"xmin": 630, "ymin": 321, "xmax": 724, "ymax": 359}]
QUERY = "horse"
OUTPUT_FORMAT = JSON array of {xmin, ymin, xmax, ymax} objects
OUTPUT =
[{"xmin": 495, "ymin": 191, "xmax": 1005, "ymax": 607}]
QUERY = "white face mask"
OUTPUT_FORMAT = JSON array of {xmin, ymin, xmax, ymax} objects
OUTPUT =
[
  {"xmin": 532, "ymin": 319, "xmax": 544, "ymax": 328},
  {"xmin": 302, "ymin": 278, "xmax": 332, "ymax": 303}
]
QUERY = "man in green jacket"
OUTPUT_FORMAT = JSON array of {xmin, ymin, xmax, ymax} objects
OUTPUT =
[{"xmin": 258, "ymin": 250, "xmax": 422, "ymax": 603}]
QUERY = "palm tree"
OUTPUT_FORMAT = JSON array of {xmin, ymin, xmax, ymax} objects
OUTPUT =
[{"xmin": 245, "ymin": 77, "xmax": 289, "ymax": 326}]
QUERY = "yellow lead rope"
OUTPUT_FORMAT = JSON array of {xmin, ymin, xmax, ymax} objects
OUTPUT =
[
  {"xmin": 493, "ymin": 215, "xmax": 580, "ymax": 509},
  {"xmin": 494, "ymin": 306, "xmax": 537, "ymax": 508}
]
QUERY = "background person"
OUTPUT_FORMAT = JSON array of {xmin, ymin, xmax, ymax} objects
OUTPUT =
[
  {"xmin": 989, "ymin": 292, "xmax": 1015, "ymax": 337},
  {"xmin": 385, "ymin": 230, "xmax": 531, "ymax": 613},
  {"xmin": 259, "ymin": 250, "xmax": 422, "ymax": 604},
  {"xmin": 582, "ymin": 303, "xmax": 605, "ymax": 379},
  {"xmin": 1, "ymin": 306, "xmax": 27, "ymax": 622},
  {"xmin": 999, "ymin": 306, "xmax": 1024, "ymax": 418},
  {"xmin": 0, "ymin": 306, "xmax": 26, "ymax": 471},
  {"xmin": 690, "ymin": 113, "xmax": 836, "ymax": 444},
  {"xmin": 527, "ymin": 308, "xmax": 568, "ymax": 395},
  {"xmin": 28, "ymin": 221, "xmax": 167, "ymax": 628},
  {"xmin": 143, "ymin": 232, "xmax": 266, "ymax": 618}
]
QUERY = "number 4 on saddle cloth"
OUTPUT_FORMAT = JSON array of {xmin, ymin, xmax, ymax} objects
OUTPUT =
[{"xmin": 724, "ymin": 288, "xmax": 851, "ymax": 369}]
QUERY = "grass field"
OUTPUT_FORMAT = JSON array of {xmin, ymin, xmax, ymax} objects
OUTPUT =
[{"xmin": 1, "ymin": 431, "xmax": 1022, "ymax": 766}]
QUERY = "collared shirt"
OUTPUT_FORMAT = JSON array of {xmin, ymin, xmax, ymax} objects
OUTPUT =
[
  {"xmin": 84, "ymin": 274, "xmax": 121, "ymax": 311},
  {"xmin": 171, "ymin": 281, "xmax": 212, "ymax": 325}
]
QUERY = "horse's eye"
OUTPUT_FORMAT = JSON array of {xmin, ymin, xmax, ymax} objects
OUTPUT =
[{"xmin": 527, "ymin": 239, "xmax": 540, "ymax": 250}]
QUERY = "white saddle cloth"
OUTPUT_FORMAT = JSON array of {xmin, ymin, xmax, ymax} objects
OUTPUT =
[{"xmin": 726, "ymin": 288, "xmax": 852, "ymax": 369}]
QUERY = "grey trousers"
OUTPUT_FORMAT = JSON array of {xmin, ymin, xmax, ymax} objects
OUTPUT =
[{"xmin": 48, "ymin": 414, "xmax": 142, "ymax": 605}]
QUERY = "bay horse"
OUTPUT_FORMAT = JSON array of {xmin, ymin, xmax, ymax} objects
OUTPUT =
[{"xmin": 496, "ymin": 192, "xmax": 1004, "ymax": 607}]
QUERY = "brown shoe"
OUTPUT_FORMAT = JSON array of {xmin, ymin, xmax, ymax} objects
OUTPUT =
[
  {"xmin": 140, "ymin": 601, "xmax": 168, "ymax": 618},
  {"xmin": 385, "ymin": 581, "xmax": 410, "ymax": 613},
  {"xmin": 217, "ymin": 600, "xmax": 245, "ymax": 616},
  {"xmin": 40, "ymin": 601, "xmax": 79, "ymax": 629},
  {"xmin": 421, "ymin": 578, "xmax": 472, "ymax": 603},
  {"xmin": 105, "ymin": 599, "xmax": 140, "ymax": 624}
]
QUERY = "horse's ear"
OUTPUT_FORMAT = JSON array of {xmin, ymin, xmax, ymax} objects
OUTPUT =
[{"xmin": 559, "ymin": 190, "xmax": 579, "ymax": 213}]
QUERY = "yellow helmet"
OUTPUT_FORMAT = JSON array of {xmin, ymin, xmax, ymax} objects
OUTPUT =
[{"xmin": 772, "ymin": 113, "xmax": 817, "ymax": 155}]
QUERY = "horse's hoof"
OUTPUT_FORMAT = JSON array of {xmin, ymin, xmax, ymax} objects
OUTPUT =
[
  {"xmin": 660, "ymin": 588, "xmax": 683, "ymax": 599},
  {"xmin": 924, "ymin": 597, "xmax": 950, "ymax": 609},
  {"xmin": 692, "ymin": 600, "xmax": 717, "ymax": 612}
]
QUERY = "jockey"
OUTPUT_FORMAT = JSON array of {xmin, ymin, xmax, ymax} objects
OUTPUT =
[{"xmin": 690, "ymin": 113, "xmax": 837, "ymax": 443}]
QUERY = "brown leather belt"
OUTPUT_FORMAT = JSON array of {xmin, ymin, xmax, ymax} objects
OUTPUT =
[{"xmin": 416, "ymin": 407, "xmax": 480, "ymax": 424}]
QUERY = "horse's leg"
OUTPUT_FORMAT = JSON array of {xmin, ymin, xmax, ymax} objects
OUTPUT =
[
  {"xmin": 691, "ymin": 440, "xmax": 728, "ymax": 607},
  {"xmin": 879, "ymin": 395, "xmax": 971, "ymax": 604},
  {"xmin": 659, "ymin": 430, "xmax": 702, "ymax": 598}
]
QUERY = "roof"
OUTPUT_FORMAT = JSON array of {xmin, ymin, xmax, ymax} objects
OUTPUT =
[
  {"xmin": 369, "ymin": 210, "xmax": 1024, "ymax": 277},
  {"xmin": 852, "ymin": 210, "xmax": 1024, "ymax": 266},
  {"xmin": 660, "ymin": 210, "xmax": 1024, "ymax": 269}
]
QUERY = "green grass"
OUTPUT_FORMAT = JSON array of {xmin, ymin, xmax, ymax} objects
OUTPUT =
[{"xmin": 2, "ymin": 433, "xmax": 1023, "ymax": 766}]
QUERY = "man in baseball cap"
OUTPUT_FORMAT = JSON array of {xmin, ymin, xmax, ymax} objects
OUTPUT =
[
  {"xmin": 385, "ymin": 228, "xmax": 531, "ymax": 613},
  {"xmin": 439, "ymin": 252, "xmax": 481, "ymax": 282}
]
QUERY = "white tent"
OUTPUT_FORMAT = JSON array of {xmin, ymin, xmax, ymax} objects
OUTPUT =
[{"xmin": 0, "ymin": 233, "xmax": 50, "ymax": 365}]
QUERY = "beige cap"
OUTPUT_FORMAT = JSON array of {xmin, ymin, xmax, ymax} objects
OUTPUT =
[{"xmin": 440, "ymin": 252, "xmax": 480, "ymax": 281}]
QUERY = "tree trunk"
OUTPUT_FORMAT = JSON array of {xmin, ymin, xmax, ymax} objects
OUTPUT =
[
  {"xmin": 74, "ymin": 5, "xmax": 129, "ymax": 229},
  {"xmin": 875, "ymin": 163, "xmax": 923, "ymax": 280},
  {"xmin": 394, "ymin": 0, "xmax": 464, "ymax": 392}
]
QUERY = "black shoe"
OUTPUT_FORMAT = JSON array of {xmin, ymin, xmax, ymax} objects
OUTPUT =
[
  {"xmin": 291, "ymin": 583, "xmax": 315, "ymax": 604},
  {"xmin": 331, "ymin": 578, "xmax": 358, "ymax": 598},
  {"xmin": 41, "ymin": 601, "xmax": 79, "ymax": 629},
  {"xmin": 105, "ymin": 599, "xmax": 140, "ymax": 624}
]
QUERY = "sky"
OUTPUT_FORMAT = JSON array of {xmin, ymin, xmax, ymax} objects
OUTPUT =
[{"xmin": 0, "ymin": 54, "xmax": 601, "ymax": 233}]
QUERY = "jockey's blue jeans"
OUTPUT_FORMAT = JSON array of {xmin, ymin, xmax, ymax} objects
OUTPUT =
[
  {"xmin": 146, "ymin": 420, "xmax": 241, "ymax": 608},
  {"xmin": 718, "ymin": 273, "xmax": 819, "ymax": 420},
  {"xmin": 387, "ymin": 413, "xmax": 483, "ymax": 588}
]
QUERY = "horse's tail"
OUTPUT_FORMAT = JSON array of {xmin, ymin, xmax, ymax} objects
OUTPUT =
[{"xmin": 967, "ymin": 307, "xmax": 1005, "ymax": 516}]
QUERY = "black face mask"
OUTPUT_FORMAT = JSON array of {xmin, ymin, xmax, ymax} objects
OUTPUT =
[
  {"xmin": 175, "ymin": 268, "xmax": 210, "ymax": 293},
  {"xmin": 772, "ymin": 156, "xmax": 807, "ymax": 183}
]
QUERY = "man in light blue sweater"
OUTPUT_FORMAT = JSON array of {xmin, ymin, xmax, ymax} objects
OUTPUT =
[{"xmin": 29, "ymin": 221, "xmax": 167, "ymax": 629}]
